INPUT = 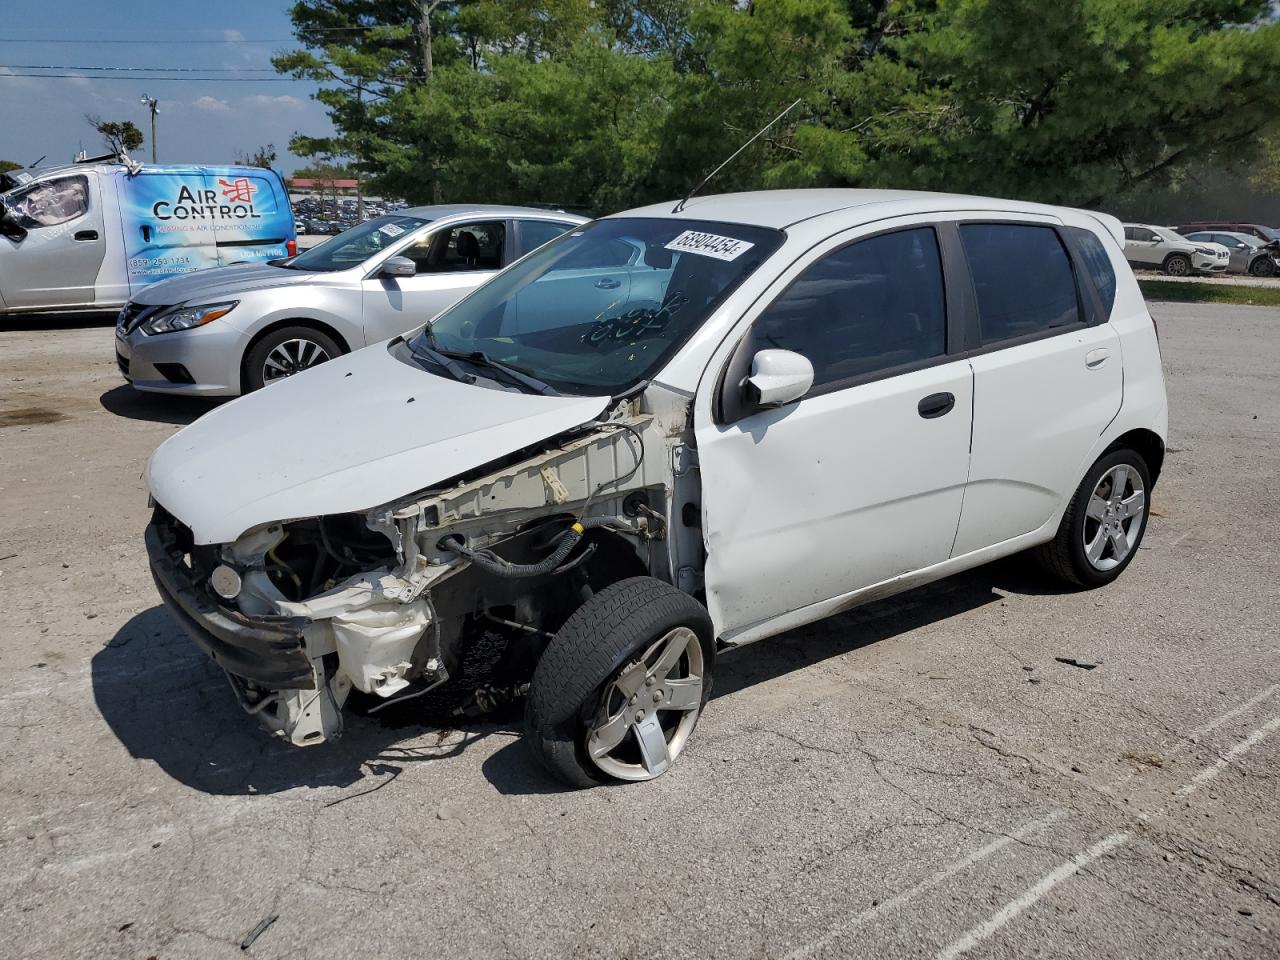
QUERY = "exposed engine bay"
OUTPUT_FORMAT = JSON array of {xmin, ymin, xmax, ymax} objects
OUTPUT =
[{"xmin": 147, "ymin": 389, "xmax": 704, "ymax": 745}]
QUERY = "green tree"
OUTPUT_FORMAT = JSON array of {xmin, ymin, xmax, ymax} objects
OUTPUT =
[
  {"xmin": 275, "ymin": 0, "xmax": 1280, "ymax": 213},
  {"xmin": 776, "ymin": 0, "xmax": 1280, "ymax": 206},
  {"xmin": 0, "ymin": 160, "xmax": 22, "ymax": 174},
  {"xmin": 86, "ymin": 116, "xmax": 145, "ymax": 155},
  {"xmin": 235, "ymin": 144, "xmax": 278, "ymax": 169}
]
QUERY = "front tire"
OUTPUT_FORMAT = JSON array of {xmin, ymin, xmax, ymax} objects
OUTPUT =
[
  {"xmin": 1249, "ymin": 257, "xmax": 1276, "ymax": 278},
  {"xmin": 1036, "ymin": 448, "xmax": 1151, "ymax": 588},
  {"xmin": 243, "ymin": 325, "xmax": 342, "ymax": 393},
  {"xmin": 525, "ymin": 577, "xmax": 714, "ymax": 788},
  {"xmin": 1162, "ymin": 253, "xmax": 1192, "ymax": 277}
]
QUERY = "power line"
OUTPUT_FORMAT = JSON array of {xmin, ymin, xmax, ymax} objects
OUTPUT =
[
  {"xmin": 0, "ymin": 28, "xmax": 393, "ymax": 45},
  {"xmin": 0, "ymin": 72, "xmax": 305, "ymax": 82},
  {"xmin": 2, "ymin": 64, "xmax": 277, "ymax": 73}
]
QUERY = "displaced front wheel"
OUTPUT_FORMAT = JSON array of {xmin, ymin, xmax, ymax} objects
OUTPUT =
[{"xmin": 525, "ymin": 577, "xmax": 714, "ymax": 788}]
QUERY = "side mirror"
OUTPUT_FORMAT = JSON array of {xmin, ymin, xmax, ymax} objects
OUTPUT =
[
  {"xmin": 0, "ymin": 205, "xmax": 27, "ymax": 242},
  {"xmin": 380, "ymin": 255, "xmax": 416, "ymax": 278},
  {"xmin": 742, "ymin": 349, "xmax": 814, "ymax": 408}
]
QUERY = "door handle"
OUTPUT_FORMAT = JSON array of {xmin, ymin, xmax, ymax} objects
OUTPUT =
[
  {"xmin": 73, "ymin": 230, "xmax": 99, "ymax": 242},
  {"xmin": 594, "ymin": 277, "xmax": 622, "ymax": 289},
  {"xmin": 1085, "ymin": 348, "xmax": 1110, "ymax": 369},
  {"xmin": 917, "ymin": 392, "xmax": 955, "ymax": 419}
]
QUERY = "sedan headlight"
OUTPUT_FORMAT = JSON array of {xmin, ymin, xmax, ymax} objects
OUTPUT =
[{"xmin": 141, "ymin": 301, "xmax": 238, "ymax": 336}]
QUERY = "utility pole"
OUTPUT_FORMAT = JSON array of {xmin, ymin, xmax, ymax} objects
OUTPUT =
[
  {"xmin": 416, "ymin": 0, "xmax": 443, "ymax": 203},
  {"xmin": 356, "ymin": 81, "xmax": 364, "ymax": 221},
  {"xmin": 139, "ymin": 95, "xmax": 159, "ymax": 162}
]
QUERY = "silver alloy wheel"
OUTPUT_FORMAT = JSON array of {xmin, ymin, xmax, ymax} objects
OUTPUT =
[
  {"xmin": 1165, "ymin": 256, "xmax": 1190, "ymax": 277},
  {"xmin": 1082, "ymin": 464, "xmax": 1146, "ymax": 571},
  {"xmin": 262, "ymin": 337, "xmax": 332, "ymax": 383},
  {"xmin": 586, "ymin": 626, "xmax": 705, "ymax": 781}
]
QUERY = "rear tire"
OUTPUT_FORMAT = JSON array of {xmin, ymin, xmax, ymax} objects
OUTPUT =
[
  {"xmin": 1162, "ymin": 254, "xmax": 1191, "ymax": 277},
  {"xmin": 1036, "ymin": 448, "xmax": 1151, "ymax": 588},
  {"xmin": 243, "ymin": 325, "xmax": 342, "ymax": 393},
  {"xmin": 525, "ymin": 577, "xmax": 714, "ymax": 788}
]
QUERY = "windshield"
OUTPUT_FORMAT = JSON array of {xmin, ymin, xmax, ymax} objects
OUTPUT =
[
  {"xmin": 1153, "ymin": 227, "xmax": 1186, "ymax": 243},
  {"xmin": 405, "ymin": 217, "xmax": 784, "ymax": 396},
  {"xmin": 1262, "ymin": 227, "xmax": 1280, "ymax": 241},
  {"xmin": 288, "ymin": 215, "xmax": 429, "ymax": 272}
]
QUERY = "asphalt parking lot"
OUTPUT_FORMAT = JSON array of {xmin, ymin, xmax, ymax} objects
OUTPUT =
[{"xmin": 1, "ymin": 302, "xmax": 1278, "ymax": 960}]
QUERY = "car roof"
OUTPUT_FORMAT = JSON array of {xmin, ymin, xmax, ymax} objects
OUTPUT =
[
  {"xmin": 398, "ymin": 203, "xmax": 588, "ymax": 222},
  {"xmin": 613, "ymin": 188, "xmax": 1099, "ymax": 231}
]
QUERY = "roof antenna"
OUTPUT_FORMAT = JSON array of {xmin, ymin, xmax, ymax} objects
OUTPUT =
[{"xmin": 673, "ymin": 98, "xmax": 803, "ymax": 214}]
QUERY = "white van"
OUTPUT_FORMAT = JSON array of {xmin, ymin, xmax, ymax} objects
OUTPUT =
[{"xmin": 0, "ymin": 157, "xmax": 296, "ymax": 316}]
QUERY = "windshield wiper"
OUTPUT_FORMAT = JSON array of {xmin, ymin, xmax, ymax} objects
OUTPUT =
[
  {"xmin": 441, "ymin": 349, "xmax": 560, "ymax": 396},
  {"xmin": 408, "ymin": 338, "xmax": 476, "ymax": 386}
]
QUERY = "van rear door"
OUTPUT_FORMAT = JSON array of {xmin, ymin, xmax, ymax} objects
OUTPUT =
[{"xmin": 204, "ymin": 166, "xmax": 294, "ymax": 267}]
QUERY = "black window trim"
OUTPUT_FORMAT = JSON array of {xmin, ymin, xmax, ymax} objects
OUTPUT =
[
  {"xmin": 714, "ymin": 216, "xmax": 1112, "ymax": 425},
  {"xmin": 949, "ymin": 218, "xmax": 1099, "ymax": 358}
]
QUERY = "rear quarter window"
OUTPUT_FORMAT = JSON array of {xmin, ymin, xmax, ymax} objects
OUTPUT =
[{"xmin": 1066, "ymin": 226, "xmax": 1118, "ymax": 319}]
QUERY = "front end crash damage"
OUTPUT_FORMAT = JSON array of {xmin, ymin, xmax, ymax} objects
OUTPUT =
[{"xmin": 146, "ymin": 399, "xmax": 701, "ymax": 746}]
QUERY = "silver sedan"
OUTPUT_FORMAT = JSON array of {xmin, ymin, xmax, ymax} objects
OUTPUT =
[{"xmin": 115, "ymin": 204, "xmax": 588, "ymax": 396}]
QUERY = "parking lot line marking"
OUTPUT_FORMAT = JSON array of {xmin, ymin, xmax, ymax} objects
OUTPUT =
[
  {"xmin": 933, "ymin": 712, "xmax": 1280, "ymax": 959},
  {"xmin": 935, "ymin": 831, "xmax": 1131, "ymax": 960},
  {"xmin": 1175, "ymin": 715, "xmax": 1280, "ymax": 798},
  {"xmin": 779, "ymin": 811, "xmax": 1067, "ymax": 960},
  {"xmin": 1187, "ymin": 682, "xmax": 1280, "ymax": 738}
]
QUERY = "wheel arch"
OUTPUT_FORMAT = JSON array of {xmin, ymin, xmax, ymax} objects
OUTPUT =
[
  {"xmin": 1107, "ymin": 428, "xmax": 1165, "ymax": 487},
  {"xmin": 240, "ymin": 317, "xmax": 352, "ymax": 392}
]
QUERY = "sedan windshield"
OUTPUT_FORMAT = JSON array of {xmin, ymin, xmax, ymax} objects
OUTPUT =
[
  {"xmin": 406, "ymin": 217, "xmax": 784, "ymax": 396},
  {"xmin": 288, "ymin": 215, "xmax": 429, "ymax": 272}
]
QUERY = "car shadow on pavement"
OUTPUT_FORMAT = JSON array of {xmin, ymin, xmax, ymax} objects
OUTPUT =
[
  {"xmin": 2, "ymin": 312, "xmax": 117, "ymax": 332},
  {"xmin": 711, "ymin": 554, "xmax": 1065, "ymax": 700},
  {"xmin": 93, "ymin": 605, "xmax": 511, "ymax": 797},
  {"xmin": 99, "ymin": 384, "xmax": 224, "ymax": 426},
  {"xmin": 95, "ymin": 555, "xmax": 1065, "ymax": 797}
]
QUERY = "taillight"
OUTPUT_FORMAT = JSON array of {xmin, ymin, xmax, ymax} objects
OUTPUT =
[{"xmin": 286, "ymin": 238, "xmax": 297, "ymax": 257}]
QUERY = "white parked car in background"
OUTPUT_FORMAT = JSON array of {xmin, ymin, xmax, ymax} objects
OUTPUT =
[
  {"xmin": 144, "ymin": 189, "xmax": 1168, "ymax": 786},
  {"xmin": 115, "ymin": 205, "xmax": 586, "ymax": 395},
  {"xmin": 1122, "ymin": 223, "xmax": 1229, "ymax": 276}
]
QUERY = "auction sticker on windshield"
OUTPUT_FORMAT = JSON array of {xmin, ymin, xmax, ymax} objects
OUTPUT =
[
  {"xmin": 665, "ymin": 230, "xmax": 755, "ymax": 261},
  {"xmin": 379, "ymin": 223, "xmax": 406, "ymax": 238}
]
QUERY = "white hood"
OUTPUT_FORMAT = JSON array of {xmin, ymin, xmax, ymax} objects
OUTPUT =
[{"xmin": 148, "ymin": 342, "xmax": 610, "ymax": 544}]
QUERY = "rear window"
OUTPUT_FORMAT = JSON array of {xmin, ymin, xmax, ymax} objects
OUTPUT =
[
  {"xmin": 1067, "ymin": 226, "xmax": 1117, "ymax": 318},
  {"xmin": 960, "ymin": 224, "xmax": 1080, "ymax": 344}
]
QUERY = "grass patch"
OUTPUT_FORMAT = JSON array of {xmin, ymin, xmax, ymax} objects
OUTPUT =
[{"xmin": 1140, "ymin": 279, "xmax": 1280, "ymax": 307}]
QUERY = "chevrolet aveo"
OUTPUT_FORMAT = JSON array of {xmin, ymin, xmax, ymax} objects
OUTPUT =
[{"xmin": 144, "ymin": 189, "xmax": 1168, "ymax": 787}]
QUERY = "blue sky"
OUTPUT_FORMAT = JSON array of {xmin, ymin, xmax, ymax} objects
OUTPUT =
[{"xmin": 0, "ymin": 1, "xmax": 335, "ymax": 173}]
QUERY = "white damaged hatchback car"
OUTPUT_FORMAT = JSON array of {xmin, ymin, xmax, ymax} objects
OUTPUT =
[{"xmin": 145, "ymin": 189, "xmax": 1168, "ymax": 786}]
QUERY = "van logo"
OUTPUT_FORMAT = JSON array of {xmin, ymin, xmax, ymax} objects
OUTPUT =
[
  {"xmin": 217, "ymin": 177, "xmax": 256, "ymax": 203},
  {"xmin": 152, "ymin": 180, "xmax": 262, "ymax": 223}
]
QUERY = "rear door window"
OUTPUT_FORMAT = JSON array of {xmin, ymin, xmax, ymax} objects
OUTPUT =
[
  {"xmin": 516, "ymin": 219, "xmax": 576, "ymax": 257},
  {"xmin": 747, "ymin": 226, "xmax": 948, "ymax": 390},
  {"xmin": 959, "ymin": 224, "xmax": 1081, "ymax": 345}
]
